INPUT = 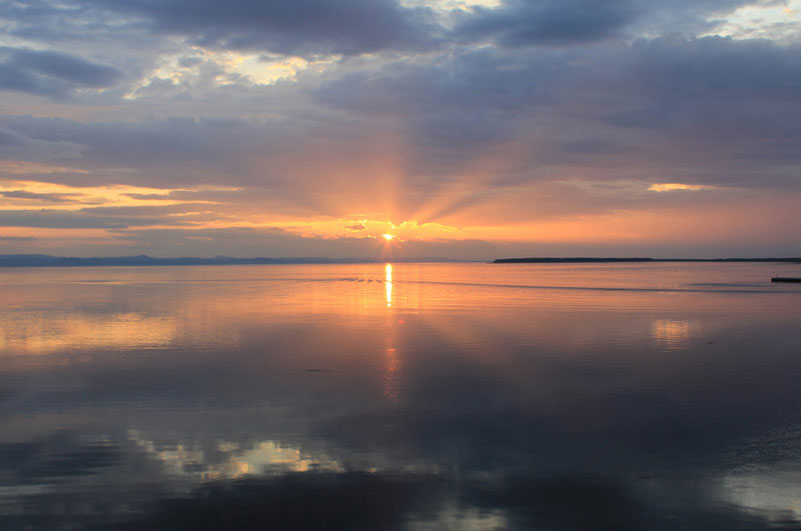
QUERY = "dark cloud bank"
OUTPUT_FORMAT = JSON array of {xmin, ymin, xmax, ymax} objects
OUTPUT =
[{"xmin": 0, "ymin": 46, "xmax": 122, "ymax": 98}]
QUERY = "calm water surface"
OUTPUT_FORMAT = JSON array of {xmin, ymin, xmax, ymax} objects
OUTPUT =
[{"xmin": 2, "ymin": 262, "xmax": 801, "ymax": 530}]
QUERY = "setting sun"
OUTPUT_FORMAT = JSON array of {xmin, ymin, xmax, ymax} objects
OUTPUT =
[{"xmin": 382, "ymin": 234, "xmax": 394, "ymax": 241}]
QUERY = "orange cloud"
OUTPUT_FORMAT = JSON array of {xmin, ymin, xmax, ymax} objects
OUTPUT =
[{"xmin": 648, "ymin": 183, "xmax": 721, "ymax": 192}]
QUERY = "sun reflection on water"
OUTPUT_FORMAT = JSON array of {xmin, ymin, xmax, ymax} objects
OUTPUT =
[
  {"xmin": 385, "ymin": 263, "xmax": 393, "ymax": 308},
  {"xmin": 651, "ymin": 319, "xmax": 692, "ymax": 349},
  {"xmin": 0, "ymin": 312, "xmax": 177, "ymax": 354},
  {"xmin": 383, "ymin": 346, "xmax": 401, "ymax": 401}
]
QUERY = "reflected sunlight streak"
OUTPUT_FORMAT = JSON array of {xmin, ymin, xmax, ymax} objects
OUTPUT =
[
  {"xmin": 383, "ymin": 346, "xmax": 401, "ymax": 401},
  {"xmin": 385, "ymin": 263, "xmax": 393, "ymax": 308},
  {"xmin": 651, "ymin": 319, "xmax": 692, "ymax": 349}
]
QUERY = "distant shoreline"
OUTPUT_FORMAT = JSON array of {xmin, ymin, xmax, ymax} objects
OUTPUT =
[
  {"xmin": 0, "ymin": 254, "xmax": 467, "ymax": 267},
  {"xmin": 494, "ymin": 257, "xmax": 801, "ymax": 263},
  {"xmin": 0, "ymin": 254, "xmax": 799, "ymax": 268}
]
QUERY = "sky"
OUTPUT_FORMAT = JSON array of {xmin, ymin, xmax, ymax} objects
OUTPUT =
[{"xmin": 0, "ymin": 0, "xmax": 800, "ymax": 259}]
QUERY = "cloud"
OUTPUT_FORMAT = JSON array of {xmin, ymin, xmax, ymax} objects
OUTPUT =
[
  {"xmin": 0, "ymin": 128, "xmax": 86, "ymax": 161},
  {"xmin": 3, "ymin": 36, "xmax": 797, "ymax": 195},
  {"xmin": 455, "ymin": 0, "xmax": 636, "ymax": 47},
  {"xmin": 85, "ymin": 0, "xmax": 440, "ymax": 57},
  {"xmin": 309, "ymin": 35, "xmax": 801, "ymax": 200},
  {"xmin": 451, "ymin": 0, "xmax": 769, "ymax": 48},
  {"xmin": 0, "ymin": 235, "xmax": 36, "ymax": 241},
  {"xmin": 648, "ymin": 183, "xmax": 722, "ymax": 192},
  {"xmin": 0, "ymin": 210, "xmax": 188, "ymax": 229},
  {"xmin": 0, "ymin": 190, "xmax": 83, "ymax": 203},
  {"xmin": 0, "ymin": 46, "xmax": 123, "ymax": 98},
  {"xmin": 104, "ymin": 226, "xmax": 497, "ymax": 259}
]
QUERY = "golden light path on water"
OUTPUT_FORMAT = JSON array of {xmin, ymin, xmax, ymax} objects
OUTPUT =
[
  {"xmin": 383, "ymin": 263, "xmax": 401, "ymax": 401},
  {"xmin": 385, "ymin": 263, "xmax": 393, "ymax": 308}
]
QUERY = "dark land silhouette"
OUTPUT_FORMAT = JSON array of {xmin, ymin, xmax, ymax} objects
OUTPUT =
[{"xmin": 494, "ymin": 257, "xmax": 801, "ymax": 264}]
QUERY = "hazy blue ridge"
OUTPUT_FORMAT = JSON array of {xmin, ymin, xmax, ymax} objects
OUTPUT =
[{"xmin": 0, "ymin": 254, "xmax": 466, "ymax": 267}]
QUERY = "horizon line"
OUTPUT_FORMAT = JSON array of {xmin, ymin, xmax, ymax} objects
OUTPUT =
[{"xmin": 0, "ymin": 254, "xmax": 799, "ymax": 267}]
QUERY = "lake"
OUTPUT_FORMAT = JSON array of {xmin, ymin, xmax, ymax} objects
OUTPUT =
[{"xmin": 1, "ymin": 262, "xmax": 801, "ymax": 530}]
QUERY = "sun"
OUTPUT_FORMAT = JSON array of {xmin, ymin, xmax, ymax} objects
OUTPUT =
[{"xmin": 382, "ymin": 234, "xmax": 394, "ymax": 241}]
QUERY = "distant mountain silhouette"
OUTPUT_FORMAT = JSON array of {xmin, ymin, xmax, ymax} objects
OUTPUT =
[{"xmin": 0, "ymin": 254, "xmax": 466, "ymax": 267}]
